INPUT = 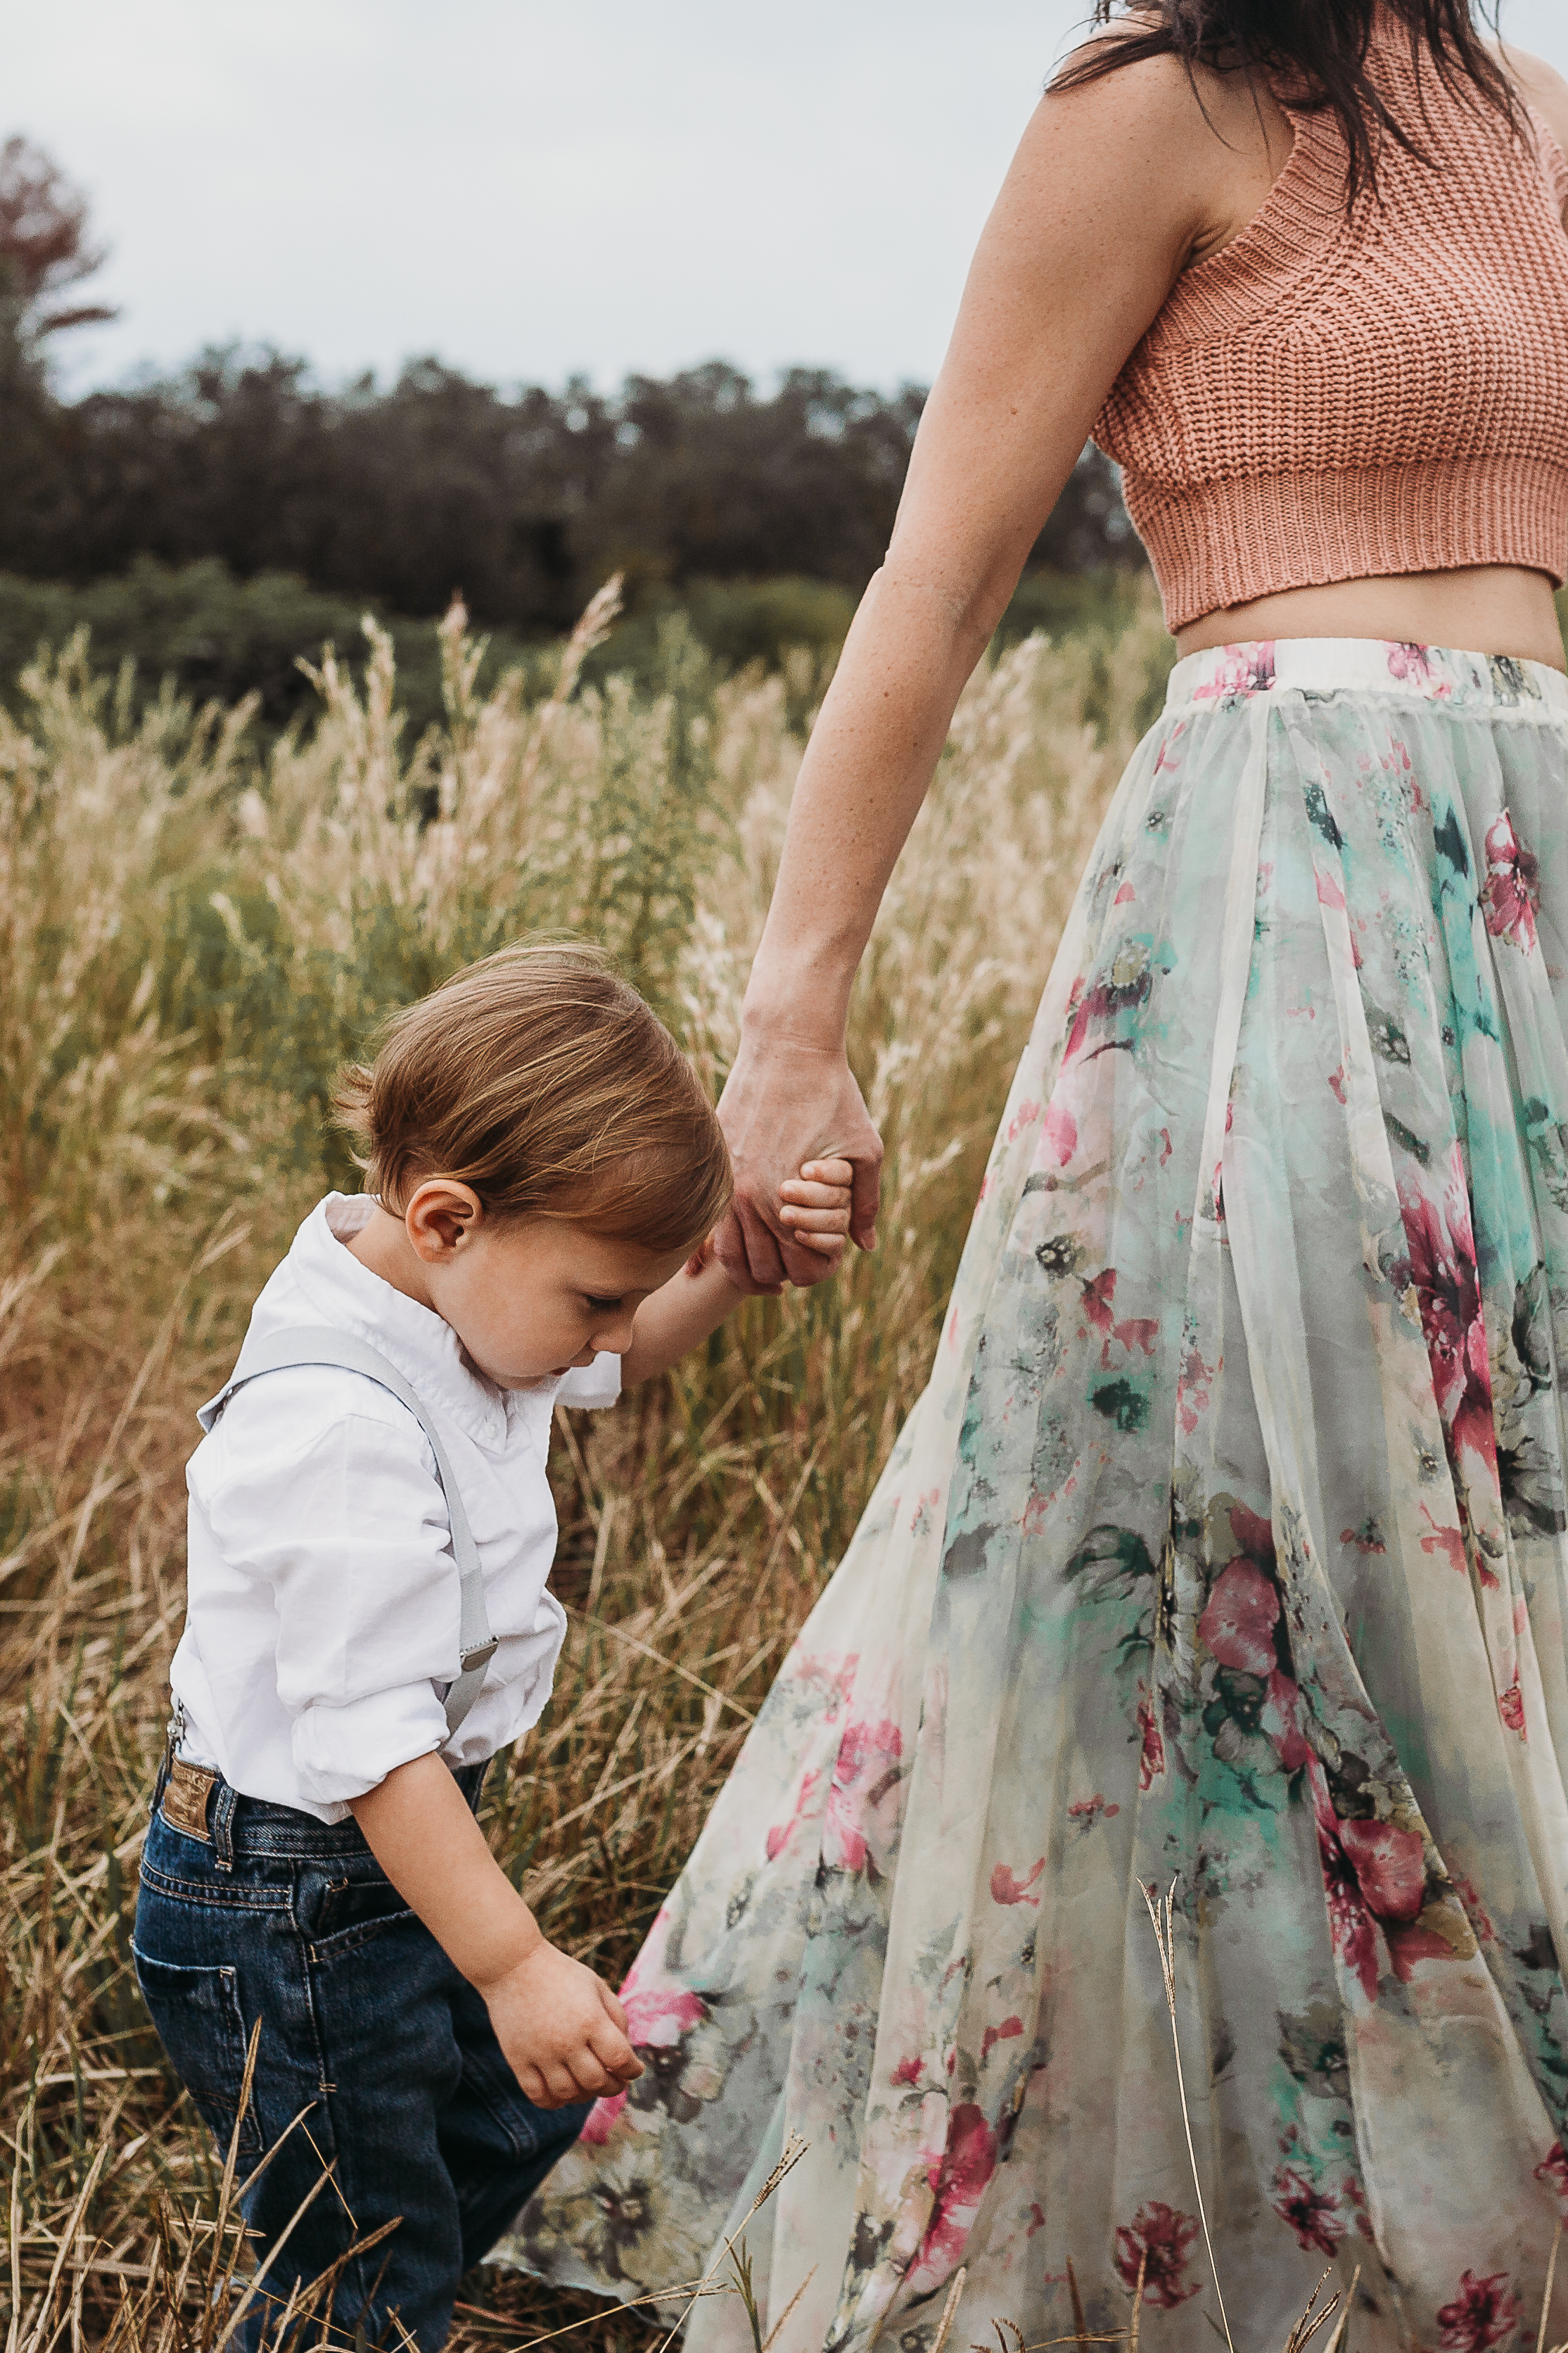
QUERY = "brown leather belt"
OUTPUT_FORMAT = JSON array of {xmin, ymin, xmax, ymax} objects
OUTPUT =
[{"xmin": 160, "ymin": 1756, "xmax": 217, "ymax": 1843}]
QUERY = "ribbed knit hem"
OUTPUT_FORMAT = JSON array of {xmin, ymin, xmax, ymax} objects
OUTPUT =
[{"xmin": 1128, "ymin": 459, "xmax": 1568, "ymax": 633}]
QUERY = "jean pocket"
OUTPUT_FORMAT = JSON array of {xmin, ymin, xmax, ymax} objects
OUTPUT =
[
  {"xmin": 302, "ymin": 1870, "xmax": 418, "ymax": 1961},
  {"xmin": 132, "ymin": 1947, "xmax": 262, "ymax": 2157}
]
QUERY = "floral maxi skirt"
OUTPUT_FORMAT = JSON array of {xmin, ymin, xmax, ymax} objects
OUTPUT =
[{"xmin": 504, "ymin": 640, "xmax": 1568, "ymax": 2352}]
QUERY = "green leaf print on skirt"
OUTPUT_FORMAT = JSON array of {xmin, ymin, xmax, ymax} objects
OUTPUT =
[{"xmin": 500, "ymin": 640, "xmax": 1568, "ymax": 2352}]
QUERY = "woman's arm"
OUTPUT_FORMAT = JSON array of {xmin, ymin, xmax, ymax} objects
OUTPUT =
[{"xmin": 712, "ymin": 53, "xmax": 1233, "ymax": 1291}]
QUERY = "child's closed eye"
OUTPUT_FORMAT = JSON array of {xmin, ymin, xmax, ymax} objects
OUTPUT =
[{"xmin": 777, "ymin": 1156, "xmax": 855, "ymax": 1257}]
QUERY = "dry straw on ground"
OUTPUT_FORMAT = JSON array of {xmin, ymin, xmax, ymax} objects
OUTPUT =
[{"xmin": 0, "ymin": 584, "xmax": 1172, "ymax": 2349}]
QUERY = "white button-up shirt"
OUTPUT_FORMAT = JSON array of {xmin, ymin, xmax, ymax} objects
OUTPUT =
[{"xmin": 174, "ymin": 1193, "xmax": 618, "ymax": 1822}]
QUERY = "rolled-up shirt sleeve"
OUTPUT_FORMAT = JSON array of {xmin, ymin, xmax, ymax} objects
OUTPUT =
[{"xmin": 198, "ymin": 1375, "xmax": 464, "ymax": 1808}]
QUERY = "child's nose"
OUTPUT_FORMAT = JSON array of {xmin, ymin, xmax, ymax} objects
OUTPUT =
[{"xmin": 593, "ymin": 1308, "xmax": 638, "ymax": 1354}]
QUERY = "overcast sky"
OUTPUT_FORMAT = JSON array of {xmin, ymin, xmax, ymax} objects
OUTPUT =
[{"xmin": 13, "ymin": 0, "xmax": 1568, "ymax": 400}]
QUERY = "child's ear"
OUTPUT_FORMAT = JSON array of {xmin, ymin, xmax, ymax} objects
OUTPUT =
[{"xmin": 404, "ymin": 1179, "xmax": 484, "ymax": 1260}]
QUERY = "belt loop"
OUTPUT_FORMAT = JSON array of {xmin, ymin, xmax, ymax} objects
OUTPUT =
[
  {"xmin": 212, "ymin": 1780, "xmax": 238, "ymax": 1872},
  {"xmin": 153, "ymin": 1692, "xmax": 184, "ymax": 1813}
]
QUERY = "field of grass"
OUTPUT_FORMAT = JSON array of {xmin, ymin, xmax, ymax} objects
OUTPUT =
[{"xmin": 0, "ymin": 581, "xmax": 1175, "ymax": 2349}]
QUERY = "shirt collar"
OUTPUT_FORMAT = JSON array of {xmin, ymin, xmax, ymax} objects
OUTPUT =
[{"xmin": 259, "ymin": 1193, "xmax": 559, "ymax": 1447}]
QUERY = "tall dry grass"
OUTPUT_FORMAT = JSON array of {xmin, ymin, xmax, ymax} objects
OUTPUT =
[{"xmin": 0, "ymin": 585, "xmax": 1173, "ymax": 2349}]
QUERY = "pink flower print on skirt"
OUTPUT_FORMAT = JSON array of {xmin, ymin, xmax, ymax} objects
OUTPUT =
[{"xmin": 506, "ymin": 642, "xmax": 1568, "ymax": 2352}]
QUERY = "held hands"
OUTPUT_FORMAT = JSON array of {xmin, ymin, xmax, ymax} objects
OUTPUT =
[
  {"xmin": 686, "ymin": 1154, "xmax": 858, "ymax": 1289},
  {"xmin": 713, "ymin": 1029, "xmax": 884, "ymax": 1293},
  {"xmin": 639, "ymin": 1154, "xmax": 855, "ymax": 1383},
  {"xmin": 480, "ymin": 1934, "xmax": 644, "ymax": 2110}
]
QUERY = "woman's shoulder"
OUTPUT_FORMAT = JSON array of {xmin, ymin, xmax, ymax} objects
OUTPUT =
[
  {"xmin": 1041, "ymin": 22, "xmax": 1294, "ymax": 244},
  {"xmin": 1049, "ymin": 18, "xmax": 1251, "ymax": 137},
  {"xmin": 1494, "ymin": 41, "xmax": 1568, "ymax": 193},
  {"xmin": 1497, "ymin": 41, "xmax": 1568, "ymax": 117}
]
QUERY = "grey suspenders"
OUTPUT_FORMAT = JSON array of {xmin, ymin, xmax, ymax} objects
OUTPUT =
[{"xmin": 199, "ymin": 1326, "xmax": 497, "ymax": 1737}]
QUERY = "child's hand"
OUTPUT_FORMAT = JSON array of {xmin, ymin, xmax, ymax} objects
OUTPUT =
[
  {"xmin": 777, "ymin": 1155, "xmax": 855, "ymax": 1261},
  {"xmin": 644, "ymin": 1158, "xmax": 852, "ymax": 1380},
  {"xmin": 483, "ymin": 1938, "xmax": 644, "ymax": 2110}
]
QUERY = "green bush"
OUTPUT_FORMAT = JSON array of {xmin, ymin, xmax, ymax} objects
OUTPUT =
[
  {"xmin": 994, "ymin": 569, "xmax": 1154, "ymax": 649},
  {"xmin": 0, "ymin": 557, "xmax": 547, "ymax": 740},
  {"xmin": 0, "ymin": 561, "xmax": 856, "ymax": 745},
  {"xmin": 585, "ymin": 575, "xmax": 858, "ymax": 692},
  {"xmin": 0, "ymin": 557, "xmax": 1186, "ymax": 770}
]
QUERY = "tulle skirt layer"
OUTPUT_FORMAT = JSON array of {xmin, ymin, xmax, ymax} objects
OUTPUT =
[{"xmin": 506, "ymin": 640, "xmax": 1568, "ymax": 2352}]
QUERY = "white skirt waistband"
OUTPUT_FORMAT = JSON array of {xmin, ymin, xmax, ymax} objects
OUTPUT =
[{"xmin": 1165, "ymin": 635, "xmax": 1568, "ymax": 716}]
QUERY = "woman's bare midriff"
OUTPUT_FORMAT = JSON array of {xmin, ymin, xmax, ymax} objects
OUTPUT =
[{"xmin": 1175, "ymin": 564, "xmax": 1567, "ymax": 673}]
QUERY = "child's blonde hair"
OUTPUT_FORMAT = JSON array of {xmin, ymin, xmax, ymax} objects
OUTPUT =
[{"xmin": 333, "ymin": 942, "xmax": 733, "ymax": 1253}]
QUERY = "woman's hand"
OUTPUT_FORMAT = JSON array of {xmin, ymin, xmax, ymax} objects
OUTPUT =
[{"xmin": 713, "ymin": 1029, "xmax": 883, "ymax": 1292}]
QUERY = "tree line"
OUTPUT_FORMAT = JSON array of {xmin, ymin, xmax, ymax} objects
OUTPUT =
[
  {"xmin": 0, "ymin": 133, "xmax": 1140, "ymax": 644},
  {"xmin": 1, "ymin": 345, "xmax": 1141, "ymax": 638},
  {"xmin": 0, "ymin": 127, "xmax": 1145, "ymax": 740}
]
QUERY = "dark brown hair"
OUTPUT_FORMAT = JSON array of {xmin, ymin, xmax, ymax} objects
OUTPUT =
[
  {"xmin": 333, "ymin": 941, "xmax": 733, "ymax": 1254},
  {"xmin": 1052, "ymin": 2, "xmax": 1526, "ymax": 199}
]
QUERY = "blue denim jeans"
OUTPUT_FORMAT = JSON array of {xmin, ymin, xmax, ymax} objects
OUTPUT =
[{"xmin": 134, "ymin": 1756, "xmax": 588, "ymax": 2351}]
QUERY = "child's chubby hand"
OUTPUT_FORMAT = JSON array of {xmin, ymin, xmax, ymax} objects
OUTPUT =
[
  {"xmin": 777, "ymin": 1155, "xmax": 855, "ymax": 1262},
  {"xmin": 480, "ymin": 1936, "xmax": 644, "ymax": 2110}
]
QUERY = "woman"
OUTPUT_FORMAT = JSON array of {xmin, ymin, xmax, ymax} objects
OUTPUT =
[{"xmin": 514, "ymin": 5, "xmax": 1568, "ymax": 2343}]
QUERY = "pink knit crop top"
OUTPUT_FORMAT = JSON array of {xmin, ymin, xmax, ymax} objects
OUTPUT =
[{"xmin": 1091, "ymin": 18, "xmax": 1568, "ymax": 631}]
